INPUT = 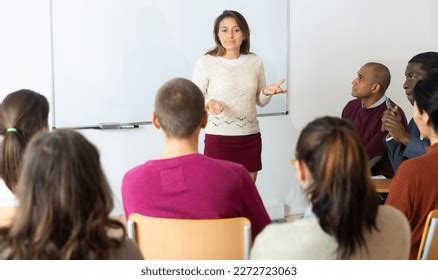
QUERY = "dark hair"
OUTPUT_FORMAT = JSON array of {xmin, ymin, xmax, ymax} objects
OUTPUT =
[
  {"xmin": 155, "ymin": 78, "xmax": 205, "ymax": 138},
  {"xmin": 364, "ymin": 62, "xmax": 391, "ymax": 93},
  {"xmin": 0, "ymin": 89, "xmax": 49, "ymax": 191},
  {"xmin": 295, "ymin": 116, "xmax": 379, "ymax": 259},
  {"xmin": 413, "ymin": 74, "xmax": 438, "ymax": 133},
  {"xmin": 0, "ymin": 130, "xmax": 126, "ymax": 259},
  {"xmin": 409, "ymin": 52, "xmax": 438, "ymax": 73},
  {"xmin": 206, "ymin": 10, "xmax": 251, "ymax": 56}
]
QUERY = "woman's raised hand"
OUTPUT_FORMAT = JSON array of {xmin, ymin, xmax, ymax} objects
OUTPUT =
[{"xmin": 263, "ymin": 79, "xmax": 287, "ymax": 95}]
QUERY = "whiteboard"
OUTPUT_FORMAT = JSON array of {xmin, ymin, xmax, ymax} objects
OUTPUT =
[{"xmin": 51, "ymin": 0, "xmax": 289, "ymax": 128}]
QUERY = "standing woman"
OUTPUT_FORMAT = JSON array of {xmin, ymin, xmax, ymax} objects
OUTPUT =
[{"xmin": 193, "ymin": 10, "xmax": 286, "ymax": 181}]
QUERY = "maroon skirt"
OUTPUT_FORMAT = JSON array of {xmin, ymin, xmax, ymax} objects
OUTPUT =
[{"xmin": 204, "ymin": 133, "xmax": 262, "ymax": 172}]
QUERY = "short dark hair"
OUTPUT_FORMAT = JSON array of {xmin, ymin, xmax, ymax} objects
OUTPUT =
[
  {"xmin": 0, "ymin": 89, "xmax": 49, "ymax": 191},
  {"xmin": 364, "ymin": 62, "xmax": 391, "ymax": 93},
  {"xmin": 413, "ymin": 73, "xmax": 438, "ymax": 133},
  {"xmin": 206, "ymin": 10, "xmax": 251, "ymax": 56},
  {"xmin": 295, "ymin": 116, "xmax": 378, "ymax": 259},
  {"xmin": 155, "ymin": 78, "xmax": 205, "ymax": 138},
  {"xmin": 409, "ymin": 52, "xmax": 438, "ymax": 74},
  {"xmin": 0, "ymin": 130, "xmax": 126, "ymax": 259}
]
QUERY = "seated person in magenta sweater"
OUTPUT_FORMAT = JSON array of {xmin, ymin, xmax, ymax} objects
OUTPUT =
[
  {"xmin": 382, "ymin": 52, "xmax": 438, "ymax": 172},
  {"xmin": 342, "ymin": 62, "xmax": 407, "ymax": 178},
  {"xmin": 121, "ymin": 78, "xmax": 271, "ymax": 240}
]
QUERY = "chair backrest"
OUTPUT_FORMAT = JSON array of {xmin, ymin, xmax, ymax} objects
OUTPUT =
[
  {"xmin": 418, "ymin": 210, "xmax": 438, "ymax": 260},
  {"xmin": 0, "ymin": 207, "xmax": 16, "ymax": 228},
  {"xmin": 127, "ymin": 214, "xmax": 251, "ymax": 260}
]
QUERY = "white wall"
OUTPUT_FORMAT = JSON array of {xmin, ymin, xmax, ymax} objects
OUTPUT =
[
  {"xmin": 2, "ymin": 0, "xmax": 438, "ymax": 216},
  {"xmin": 51, "ymin": 0, "xmax": 289, "ymax": 128},
  {"xmin": 0, "ymin": 0, "xmax": 305, "ymax": 217},
  {"xmin": 0, "ymin": 0, "xmax": 52, "ymax": 100},
  {"xmin": 290, "ymin": 0, "xmax": 438, "ymax": 127}
]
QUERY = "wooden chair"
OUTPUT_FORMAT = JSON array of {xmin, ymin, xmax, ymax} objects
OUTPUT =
[
  {"xmin": 418, "ymin": 210, "xmax": 438, "ymax": 260},
  {"xmin": 127, "ymin": 214, "xmax": 251, "ymax": 260},
  {"xmin": 0, "ymin": 207, "xmax": 16, "ymax": 228},
  {"xmin": 371, "ymin": 178, "xmax": 391, "ymax": 204},
  {"xmin": 371, "ymin": 178, "xmax": 391, "ymax": 194}
]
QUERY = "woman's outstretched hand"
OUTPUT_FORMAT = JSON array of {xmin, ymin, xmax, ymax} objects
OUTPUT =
[{"xmin": 263, "ymin": 79, "xmax": 287, "ymax": 95}]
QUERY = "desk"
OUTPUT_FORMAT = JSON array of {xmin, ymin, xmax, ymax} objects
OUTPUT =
[{"xmin": 372, "ymin": 179, "xmax": 391, "ymax": 193}]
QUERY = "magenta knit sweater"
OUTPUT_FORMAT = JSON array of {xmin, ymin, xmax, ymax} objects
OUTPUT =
[{"xmin": 121, "ymin": 153, "xmax": 271, "ymax": 239}]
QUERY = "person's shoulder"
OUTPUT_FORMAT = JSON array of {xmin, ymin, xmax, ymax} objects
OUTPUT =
[
  {"xmin": 252, "ymin": 221, "xmax": 298, "ymax": 253},
  {"xmin": 124, "ymin": 162, "xmax": 146, "ymax": 176},
  {"xmin": 245, "ymin": 53, "xmax": 263, "ymax": 65},
  {"xmin": 256, "ymin": 218, "xmax": 321, "ymax": 241},
  {"xmin": 122, "ymin": 160, "xmax": 153, "ymax": 182},
  {"xmin": 197, "ymin": 54, "xmax": 217, "ymax": 64},
  {"xmin": 288, "ymin": 218, "xmax": 325, "ymax": 233},
  {"xmin": 246, "ymin": 53, "xmax": 261, "ymax": 60},
  {"xmin": 251, "ymin": 218, "xmax": 335, "ymax": 260},
  {"xmin": 378, "ymin": 205, "xmax": 409, "ymax": 222},
  {"xmin": 342, "ymin": 99, "xmax": 360, "ymax": 115},
  {"xmin": 345, "ymin": 98, "xmax": 360, "ymax": 107},
  {"xmin": 398, "ymin": 152, "xmax": 428, "ymax": 172},
  {"xmin": 401, "ymin": 145, "xmax": 438, "ymax": 173},
  {"xmin": 376, "ymin": 205, "xmax": 410, "ymax": 236}
]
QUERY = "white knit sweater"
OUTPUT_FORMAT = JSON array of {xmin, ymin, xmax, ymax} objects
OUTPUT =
[
  {"xmin": 250, "ymin": 206, "xmax": 411, "ymax": 260},
  {"xmin": 192, "ymin": 54, "xmax": 271, "ymax": 136}
]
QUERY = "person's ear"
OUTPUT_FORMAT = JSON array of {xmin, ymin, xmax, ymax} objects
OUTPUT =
[
  {"xmin": 151, "ymin": 112, "xmax": 161, "ymax": 129},
  {"xmin": 371, "ymin": 83, "xmax": 381, "ymax": 94},
  {"xmin": 293, "ymin": 159, "xmax": 308, "ymax": 185},
  {"xmin": 420, "ymin": 111, "xmax": 430, "ymax": 127},
  {"xmin": 200, "ymin": 110, "xmax": 208, "ymax": 129}
]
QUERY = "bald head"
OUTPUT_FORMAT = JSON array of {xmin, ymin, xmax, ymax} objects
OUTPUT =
[{"xmin": 364, "ymin": 62, "xmax": 391, "ymax": 93}]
